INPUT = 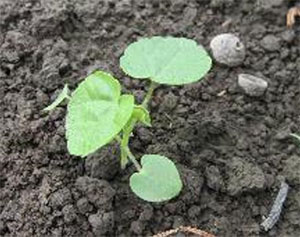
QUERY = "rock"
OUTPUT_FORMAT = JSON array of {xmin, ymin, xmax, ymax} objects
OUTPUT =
[
  {"xmin": 210, "ymin": 33, "xmax": 245, "ymax": 67},
  {"xmin": 205, "ymin": 166, "xmax": 224, "ymax": 191},
  {"xmin": 283, "ymin": 156, "xmax": 300, "ymax": 185},
  {"xmin": 238, "ymin": 74, "xmax": 268, "ymax": 97},
  {"xmin": 88, "ymin": 211, "xmax": 114, "ymax": 236},
  {"xmin": 226, "ymin": 157, "xmax": 266, "ymax": 196},
  {"xmin": 261, "ymin": 35, "xmax": 281, "ymax": 52},
  {"xmin": 76, "ymin": 176, "xmax": 115, "ymax": 210}
]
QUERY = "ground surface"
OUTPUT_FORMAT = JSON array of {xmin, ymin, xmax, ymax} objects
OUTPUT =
[{"xmin": 1, "ymin": 0, "xmax": 300, "ymax": 236}]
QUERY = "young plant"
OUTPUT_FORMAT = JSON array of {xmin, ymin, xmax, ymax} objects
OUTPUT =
[{"xmin": 45, "ymin": 36, "xmax": 212, "ymax": 202}]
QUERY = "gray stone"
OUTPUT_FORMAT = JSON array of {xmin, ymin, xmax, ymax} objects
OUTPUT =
[
  {"xmin": 210, "ymin": 33, "xmax": 245, "ymax": 67},
  {"xmin": 261, "ymin": 35, "xmax": 281, "ymax": 52},
  {"xmin": 238, "ymin": 74, "xmax": 268, "ymax": 97}
]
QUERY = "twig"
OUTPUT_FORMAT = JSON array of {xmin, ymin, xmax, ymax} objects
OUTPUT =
[
  {"xmin": 153, "ymin": 226, "xmax": 215, "ymax": 237},
  {"xmin": 260, "ymin": 181, "xmax": 289, "ymax": 231}
]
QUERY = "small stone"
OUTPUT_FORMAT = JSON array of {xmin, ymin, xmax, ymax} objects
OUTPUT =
[
  {"xmin": 261, "ymin": 35, "xmax": 281, "ymax": 52},
  {"xmin": 238, "ymin": 74, "xmax": 268, "ymax": 97},
  {"xmin": 210, "ymin": 33, "xmax": 245, "ymax": 67}
]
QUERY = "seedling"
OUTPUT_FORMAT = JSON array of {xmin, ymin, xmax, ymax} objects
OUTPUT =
[{"xmin": 45, "ymin": 36, "xmax": 212, "ymax": 202}]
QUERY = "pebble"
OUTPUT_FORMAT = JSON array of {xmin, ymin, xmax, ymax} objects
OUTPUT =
[
  {"xmin": 261, "ymin": 35, "xmax": 281, "ymax": 52},
  {"xmin": 238, "ymin": 74, "xmax": 268, "ymax": 97},
  {"xmin": 210, "ymin": 33, "xmax": 245, "ymax": 67}
]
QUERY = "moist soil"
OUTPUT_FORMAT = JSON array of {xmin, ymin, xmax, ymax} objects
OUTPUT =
[{"xmin": 1, "ymin": 0, "xmax": 300, "ymax": 236}]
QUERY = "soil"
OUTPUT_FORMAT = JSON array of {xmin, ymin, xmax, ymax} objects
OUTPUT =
[{"xmin": 1, "ymin": 0, "xmax": 300, "ymax": 236}]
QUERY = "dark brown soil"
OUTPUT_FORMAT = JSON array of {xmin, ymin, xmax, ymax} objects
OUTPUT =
[{"xmin": 1, "ymin": 0, "xmax": 300, "ymax": 236}]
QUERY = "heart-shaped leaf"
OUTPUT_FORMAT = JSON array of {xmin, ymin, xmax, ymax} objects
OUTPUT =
[
  {"xmin": 66, "ymin": 71, "xmax": 134, "ymax": 157},
  {"xmin": 130, "ymin": 154, "xmax": 182, "ymax": 202},
  {"xmin": 120, "ymin": 36, "xmax": 212, "ymax": 85}
]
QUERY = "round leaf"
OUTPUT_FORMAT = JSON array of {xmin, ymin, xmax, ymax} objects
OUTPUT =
[
  {"xmin": 66, "ymin": 71, "xmax": 134, "ymax": 157},
  {"xmin": 130, "ymin": 154, "xmax": 182, "ymax": 202},
  {"xmin": 120, "ymin": 36, "xmax": 212, "ymax": 85}
]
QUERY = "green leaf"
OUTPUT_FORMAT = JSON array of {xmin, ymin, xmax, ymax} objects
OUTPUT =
[
  {"xmin": 132, "ymin": 105, "xmax": 151, "ymax": 127},
  {"xmin": 66, "ymin": 71, "xmax": 134, "ymax": 157},
  {"xmin": 43, "ymin": 84, "xmax": 70, "ymax": 111},
  {"xmin": 120, "ymin": 36, "xmax": 212, "ymax": 85},
  {"xmin": 130, "ymin": 154, "xmax": 182, "ymax": 202}
]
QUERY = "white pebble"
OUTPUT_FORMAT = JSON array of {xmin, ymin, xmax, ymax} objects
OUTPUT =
[
  {"xmin": 238, "ymin": 74, "xmax": 268, "ymax": 97},
  {"xmin": 210, "ymin": 33, "xmax": 245, "ymax": 67}
]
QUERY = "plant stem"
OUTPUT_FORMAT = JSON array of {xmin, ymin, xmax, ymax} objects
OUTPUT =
[
  {"xmin": 122, "ymin": 80, "xmax": 158, "ymax": 150},
  {"xmin": 115, "ymin": 135, "xmax": 141, "ymax": 171},
  {"xmin": 141, "ymin": 81, "xmax": 158, "ymax": 108},
  {"xmin": 125, "ymin": 147, "xmax": 142, "ymax": 171},
  {"xmin": 116, "ymin": 80, "xmax": 158, "ymax": 171}
]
